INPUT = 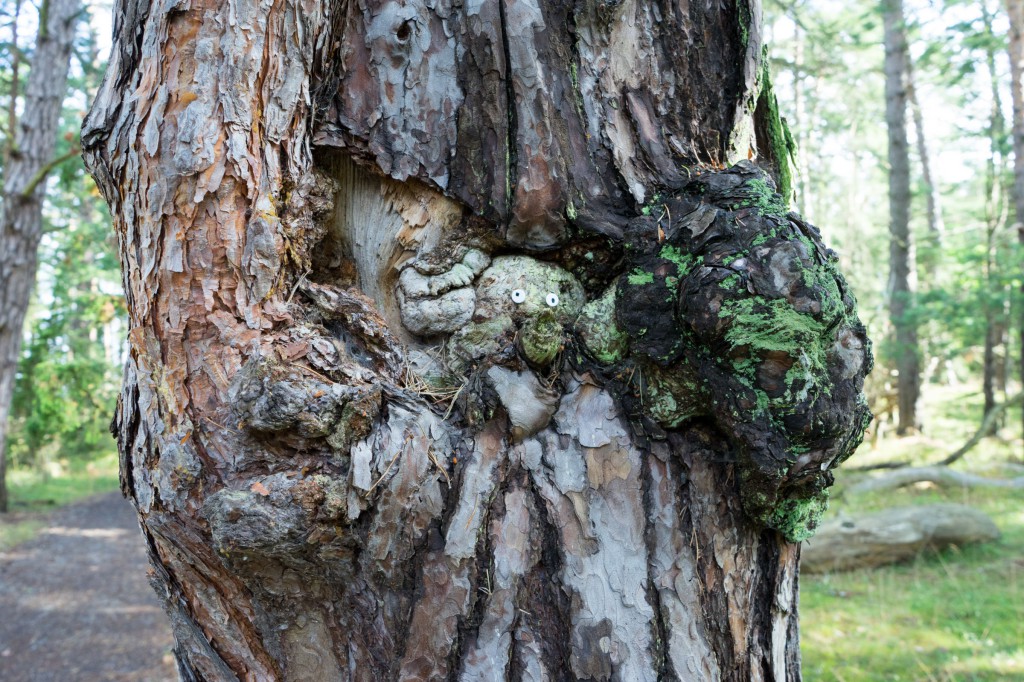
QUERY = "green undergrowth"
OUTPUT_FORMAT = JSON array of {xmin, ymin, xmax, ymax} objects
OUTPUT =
[
  {"xmin": 801, "ymin": 386, "xmax": 1024, "ymax": 681},
  {"xmin": 0, "ymin": 452, "xmax": 120, "ymax": 551}
]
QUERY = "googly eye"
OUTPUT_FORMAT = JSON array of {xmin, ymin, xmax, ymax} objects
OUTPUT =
[
  {"xmin": 510, "ymin": 289, "xmax": 527, "ymax": 304},
  {"xmin": 545, "ymin": 292, "xmax": 560, "ymax": 307}
]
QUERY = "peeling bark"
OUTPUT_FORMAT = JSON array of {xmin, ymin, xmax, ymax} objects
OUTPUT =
[{"xmin": 83, "ymin": 0, "xmax": 870, "ymax": 679}]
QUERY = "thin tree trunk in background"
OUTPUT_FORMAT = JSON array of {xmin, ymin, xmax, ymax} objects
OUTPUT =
[
  {"xmin": 4, "ymin": 0, "xmax": 23, "ymax": 163},
  {"xmin": 791, "ymin": 21, "xmax": 809, "ymax": 216},
  {"xmin": 0, "ymin": 0, "xmax": 80, "ymax": 513},
  {"xmin": 82, "ymin": 0, "xmax": 872, "ymax": 677},
  {"xmin": 982, "ymin": 0, "xmax": 1008, "ymax": 426},
  {"xmin": 905, "ymin": 57, "xmax": 943, "ymax": 270},
  {"xmin": 884, "ymin": 0, "xmax": 920, "ymax": 435},
  {"xmin": 1006, "ymin": 0, "xmax": 1024, "ymax": 448}
]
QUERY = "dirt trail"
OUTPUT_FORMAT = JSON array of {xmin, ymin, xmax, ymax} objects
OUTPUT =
[{"xmin": 0, "ymin": 492, "xmax": 176, "ymax": 682}]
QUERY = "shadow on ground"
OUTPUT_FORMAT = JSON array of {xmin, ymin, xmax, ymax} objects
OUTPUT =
[{"xmin": 0, "ymin": 492, "xmax": 176, "ymax": 682}]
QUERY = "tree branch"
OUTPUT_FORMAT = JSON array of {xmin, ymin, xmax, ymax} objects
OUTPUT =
[
  {"xmin": 849, "ymin": 391, "xmax": 1024, "ymax": 472},
  {"xmin": 19, "ymin": 147, "xmax": 79, "ymax": 198},
  {"xmin": 936, "ymin": 391, "xmax": 1024, "ymax": 466}
]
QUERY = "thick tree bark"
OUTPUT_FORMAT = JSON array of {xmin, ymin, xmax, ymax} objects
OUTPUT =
[
  {"xmin": 883, "ymin": 0, "xmax": 919, "ymax": 436},
  {"xmin": 83, "ymin": 0, "xmax": 871, "ymax": 679},
  {"xmin": 0, "ymin": 0, "xmax": 81, "ymax": 513}
]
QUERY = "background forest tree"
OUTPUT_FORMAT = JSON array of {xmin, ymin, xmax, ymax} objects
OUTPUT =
[
  {"xmin": 767, "ymin": 0, "xmax": 1023, "ymax": 444},
  {"xmin": 0, "ymin": 0, "xmax": 124, "ymax": 514}
]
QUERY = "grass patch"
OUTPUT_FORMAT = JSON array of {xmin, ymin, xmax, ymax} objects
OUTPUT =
[
  {"xmin": 0, "ymin": 517, "xmax": 45, "ymax": 552},
  {"xmin": 802, "ymin": 385, "xmax": 1024, "ymax": 681},
  {"xmin": 0, "ymin": 452, "xmax": 120, "ymax": 551}
]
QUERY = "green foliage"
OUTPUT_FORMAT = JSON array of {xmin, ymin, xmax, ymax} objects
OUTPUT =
[
  {"xmin": 2, "ymin": 4, "xmax": 124, "ymax": 472},
  {"xmin": 6, "ymin": 173, "xmax": 124, "ymax": 468},
  {"xmin": 6, "ymin": 451, "xmax": 120, "ymax": 509},
  {"xmin": 0, "ymin": 453, "xmax": 120, "ymax": 549}
]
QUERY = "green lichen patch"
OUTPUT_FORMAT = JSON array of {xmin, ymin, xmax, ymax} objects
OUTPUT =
[
  {"xmin": 627, "ymin": 268, "xmax": 654, "ymax": 286},
  {"xmin": 658, "ymin": 245, "xmax": 700, "ymax": 276},
  {"xmin": 640, "ymin": 363, "xmax": 707, "ymax": 428},
  {"xmin": 721, "ymin": 297, "xmax": 827, "ymax": 375},
  {"xmin": 754, "ymin": 53, "xmax": 796, "ymax": 204},
  {"xmin": 519, "ymin": 312, "xmax": 563, "ymax": 367},
  {"xmin": 733, "ymin": 177, "xmax": 788, "ymax": 218},
  {"xmin": 448, "ymin": 315, "xmax": 515, "ymax": 371},
  {"xmin": 576, "ymin": 286, "xmax": 629, "ymax": 365},
  {"xmin": 760, "ymin": 491, "xmax": 829, "ymax": 543}
]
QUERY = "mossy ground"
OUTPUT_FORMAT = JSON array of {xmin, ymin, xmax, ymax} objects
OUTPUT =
[
  {"xmin": 802, "ymin": 385, "xmax": 1024, "ymax": 681},
  {"xmin": 0, "ymin": 451, "xmax": 120, "ymax": 551}
]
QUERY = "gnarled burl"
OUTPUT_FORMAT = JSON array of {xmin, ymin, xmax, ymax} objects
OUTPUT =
[{"xmin": 83, "ymin": 0, "xmax": 869, "ymax": 678}]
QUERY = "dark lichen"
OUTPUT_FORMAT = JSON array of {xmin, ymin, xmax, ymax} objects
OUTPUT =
[{"xmin": 597, "ymin": 162, "xmax": 871, "ymax": 540}]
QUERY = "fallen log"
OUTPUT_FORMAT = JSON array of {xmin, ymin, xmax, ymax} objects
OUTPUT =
[
  {"xmin": 802, "ymin": 504, "xmax": 1000, "ymax": 573},
  {"xmin": 849, "ymin": 466, "xmax": 1024, "ymax": 494}
]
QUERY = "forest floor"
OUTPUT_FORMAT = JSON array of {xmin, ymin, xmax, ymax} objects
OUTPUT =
[
  {"xmin": 0, "ymin": 492, "xmax": 176, "ymax": 682},
  {"xmin": 801, "ymin": 385, "xmax": 1024, "ymax": 681}
]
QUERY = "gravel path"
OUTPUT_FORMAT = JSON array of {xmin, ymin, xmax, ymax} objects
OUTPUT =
[{"xmin": 0, "ymin": 492, "xmax": 177, "ymax": 681}]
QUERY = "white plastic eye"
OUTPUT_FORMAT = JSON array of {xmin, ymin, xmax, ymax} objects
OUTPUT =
[
  {"xmin": 510, "ymin": 289, "xmax": 527, "ymax": 304},
  {"xmin": 545, "ymin": 292, "xmax": 559, "ymax": 307}
]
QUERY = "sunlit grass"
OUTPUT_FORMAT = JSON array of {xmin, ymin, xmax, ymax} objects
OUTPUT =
[
  {"xmin": 0, "ymin": 452, "xmax": 120, "ymax": 551},
  {"xmin": 802, "ymin": 385, "xmax": 1024, "ymax": 681},
  {"xmin": 0, "ymin": 518, "xmax": 45, "ymax": 552},
  {"xmin": 7, "ymin": 451, "xmax": 120, "ymax": 508}
]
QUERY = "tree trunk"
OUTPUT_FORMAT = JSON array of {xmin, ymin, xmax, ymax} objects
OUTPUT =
[
  {"xmin": 905, "ymin": 57, "xmax": 943, "ymax": 271},
  {"xmin": 982, "ymin": 0, "xmax": 1009, "ymax": 428},
  {"xmin": 1006, "ymin": 0, "xmax": 1024, "ymax": 448},
  {"xmin": 0, "ymin": 0, "xmax": 81, "ymax": 513},
  {"xmin": 883, "ymin": 0, "xmax": 920, "ymax": 436},
  {"xmin": 82, "ymin": 0, "xmax": 872, "ymax": 679}
]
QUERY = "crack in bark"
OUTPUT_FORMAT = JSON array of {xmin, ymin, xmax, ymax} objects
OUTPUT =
[{"xmin": 497, "ymin": 0, "xmax": 519, "ymax": 230}]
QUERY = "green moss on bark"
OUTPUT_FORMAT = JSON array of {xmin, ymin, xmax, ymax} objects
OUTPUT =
[
  {"xmin": 627, "ymin": 269, "xmax": 654, "ymax": 286},
  {"xmin": 762, "ymin": 491, "xmax": 829, "ymax": 543},
  {"xmin": 519, "ymin": 312, "xmax": 563, "ymax": 367},
  {"xmin": 756, "ymin": 54, "xmax": 796, "ymax": 204},
  {"xmin": 576, "ymin": 286, "xmax": 628, "ymax": 365}
]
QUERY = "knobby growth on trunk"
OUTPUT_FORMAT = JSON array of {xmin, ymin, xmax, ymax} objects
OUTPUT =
[{"xmin": 83, "ymin": 0, "xmax": 871, "ymax": 679}]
